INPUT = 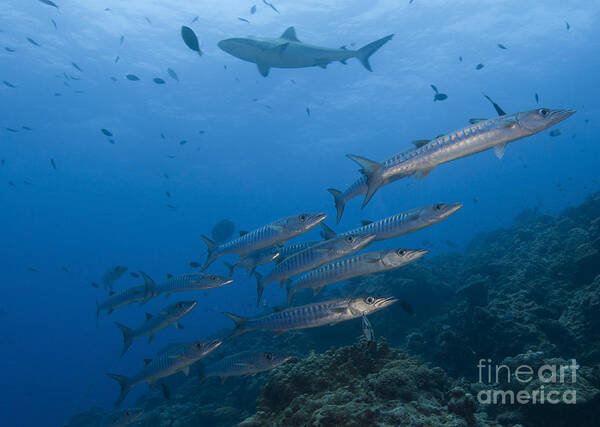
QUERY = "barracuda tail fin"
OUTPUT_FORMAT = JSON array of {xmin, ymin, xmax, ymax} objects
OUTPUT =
[
  {"xmin": 327, "ymin": 188, "xmax": 345, "ymax": 224},
  {"xmin": 224, "ymin": 262, "xmax": 236, "ymax": 277},
  {"xmin": 200, "ymin": 235, "xmax": 219, "ymax": 271},
  {"xmin": 356, "ymin": 34, "xmax": 394, "ymax": 71},
  {"xmin": 285, "ymin": 280, "xmax": 295, "ymax": 306},
  {"xmin": 346, "ymin": 154, "xmax": 384, "ymax": 208},
  {"xmin": 222, "ymin": 311, "xmax": 249, "ymax": 339},
  {"xmin": 319, "ymin": 222, "xmax": 337, "ymax": 240},
  {"xmin": 106, "ymin": 373, "xmax": 130, "ymax": 407},
  {"xmin": 140, "ymin": 271, "xmax": 156, "ymax": 301},
  {"xmin": 255, "ymin": 272, "xmax": 265, "ymax": 307},
  {"xmin": 114, "ymin": 322, "xmax": 134, "ymax": 358}
]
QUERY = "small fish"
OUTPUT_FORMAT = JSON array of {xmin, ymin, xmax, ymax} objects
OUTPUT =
[
  {"xmin": 102, "ymin": 265, "xmax": 128, "ymax": 291},
  {"xmin": 51, "ymin": 19, "xmax": 57, "ymax": 30},
  {"xmin": 475, "ymin": 63, "xmax": 484, "ymax": 70},
  {"xmin": 101, "ymin": 129, "xmax": 113, "ymax": 137},
  {"xmin": 238, "ymin": 17, "xmax": 250, "ymax": 23},
  {"xmin": 119, "ymin": 35, "xmax": 124, "ymax": 45},
  {"xmin": 22, "ymin": 126, "xmax": 32, "ymax": 131},
  {"xmin": 458, "ymin": 56, "xmax": 463, "ymax": 62},
  {"xmin": 91, "ymin": 282, "xmax": 99, "ymax": 288},
  {"xmin": 167, "ymin": 204, "xmax": 176, "ymax": 209},
  {"xmin": 167, "ymin": 155, "xmax": 176, "ymax": 159},
  {"xmin": 549, "ymin": 129, "xmax": 562, "ymax": 137},
  {"xmin": 167, "ymin": 68, "xmax": 179, "ymax": 82},
  {"xmin": 129, "ymin": 272, "xmax": 140, "ymax": 278},
  {"xmin": 4, "ymin": 47, "xmax": 16, "ymax": 52},
  {"xmin": 535, "ymin": 93, "xmax": 539, "ymax": 104},
  {"xmin": 153, "ymin": 78, "xmax": 166, "ymax": 85},
  {"xmin": 50, "ymin": 158, "xmax": 56, "ymax": 170},
  {"xmin": 145, "ymin": 17, "xmax": 152, "ymax": 25},
  {"xmin": 189, "ymin": 262, "xmax": 201, "ymax": 268},
  {"xmin": 400, "ymin": 300, "xmax": 414, "ymax": 316},
  {"xmin": 108, "ymin": 139, "xmax": 115, "ymax": 144},
  {"xmin": 160, "ymin": 133, "xmax": 166, "ymax": 140},
  {"xmin": 473, "ymin": 196, "xmax": 479, "ymax": 203},
  {"xmin": 181, "ymin": 26, "xmax": 202, "ymax": 56},
  {"xmin": 204, "ymin": 351, "xmax": 290, "ymax": 381},
  {"xmin": 3, "ymin": 80, "xmax": 16, "ymax": 88},
  {"xmin": 5, "ymin": 128, "xmax": 19, "ymax": 132},
  {"xmin": 114, "ymin": 56, "xmax": 120, "ymax": 64},
  {"xmin": 565, "ymin": 21, "xmax": 570, "ymax": 31},
  {"xmin": 160, "ymin": 383, "xmax": 171, "ymax": 400},
  {"xmin": 306, "ymin": 107, "xmax": 310, "ymax": 117},
  {"xmin": 361, "ymin": 312, "xmax": 375, "ymax": 344},
  {"xmin": 8, "ymin": 181, "xmax": 16, "ymax": 187},
  {"xmin": 126, "ymin": 74, "xmax": 140, "ymax": 81},
  {"xmin": 497, "ymin": 43, "xmax": 507, "ymax": 49},
  {"xmin": 61, "ymin": 266, "xmax": 69, "ymax": 272},
  {"xmin": 163, "ymin": 173, "xmax": 169, "ymax": 179},
  {"xmin": 250, "ymin": 5, "xmax": 257, "ymax": 14},
  {"xmin": 38, "ymin": 0, "xmax": 59, "ymax": 9},
  {"xmin": 198, "ymin": 130, "xmax": 205, "ymax": 134},
  {"xmin": 72, "ymin": 62, "xmax": 82, "ymax": 72},
  {"xmin": 165, "ymin": 191, "xmax": 171, "ymax": 198},
  {"xmin": 262, "ymin": 0, "xmax": 280, "ymax": 14},
  {"xmin": 23, "ymin": 180, "xmax": 32, "ymax": 185},
  {"xmin": 27, "ymin": 37, "xmax": 41, "ymax": 47},
  {"xmin": 110, "ymin": 77, "xmax": 117, "ymax": 82},
  {"xmin": 430, "ymin": 84, "xmax": 447, "ymax": 102},
  {"xmin": 27, "ymin": 267, "xmax": 39, "ymax": 273},
  {"xmin": 191, "ymin": 16, "xmax": 199, "ymax": 25}
]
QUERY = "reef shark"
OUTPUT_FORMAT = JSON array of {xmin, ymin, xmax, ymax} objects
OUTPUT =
[{"xmin": 218, "ymin": 26, "xmax": 393, "ymax": 77}]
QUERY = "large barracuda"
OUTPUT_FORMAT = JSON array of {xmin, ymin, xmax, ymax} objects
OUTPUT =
[
  {"xmin": 223, "ymin": 296, "xmax": 397, "ymax": 338},
  {"xmin": 274, "ymin": 240, "xmax": 321, "ymax": 264},
  {"xmin": 200, "ymin": 212, "xmax": 327, "ymax": 270},
  {"xmin": 255, "ymin": 233, "xmax": 376, "ymax": 306},
  {"xmin": 224, "ymin": 246, "xmax": 281, "ymax": 276},
  {"xmin": 320, "ymin": 203, "xmax": 463, "ymax": 242},
  {"xmin": 106, "ymin": 339, "xmax": 221, "ymax": 407},
  {"xmin": 95, "ymin": 273, "xmax": 155, "ymax": 326},
  {"xmin": 286, "ymin": 248, "xmax": 427, "ymax": 305},
  {"xmin": 203, "ymin": 351, "xmax": 291, "ymax": 381},
  {"xmin": 149, "ymin": 272, "xmax": 233, "ymax": 297},
  {"xmin": 334, "ymin": 107, "xmax": 575, "ymax": 212},
  {"xmin": 114, "ymin": 301, "xmax": 197, "ymax": 357}
]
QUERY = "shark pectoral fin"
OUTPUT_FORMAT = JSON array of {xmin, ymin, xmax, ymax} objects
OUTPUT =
[
  {"xmin": 257, "ymin": 63, "xmax": 270, "ymax": 77},
  {"xmin": 415, "ymin": 167, "xmax": 435, "ymax": 180},
  {"xmin": 271, "ymin": 42, "xmax": 289, "ymax": 55},
  {"xmin": 182, "ymin": 366, "xmax": 190, "ymax": 376},
  {"xmin": 315, "ymin": 59, "xmax": 329, "ymax": 69},
  {"xmin": 493, "ymin": 143, "xmax": 507, "ymax": 160}
]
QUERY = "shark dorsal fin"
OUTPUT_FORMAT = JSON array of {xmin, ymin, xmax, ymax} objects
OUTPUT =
[{"xmin": 281, "ymin": 27, "xmax": 300, "ymax": 42}]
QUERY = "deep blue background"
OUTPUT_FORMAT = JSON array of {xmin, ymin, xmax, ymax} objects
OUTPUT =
[{"xmin": 0, "ymin": 1, "xmax": 597, "ymax": 425}]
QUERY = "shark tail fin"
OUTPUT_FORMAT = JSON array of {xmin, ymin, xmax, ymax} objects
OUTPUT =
[
  {"xmin": 255, "ymin": 272, "xmax": 265, "ymax": 307},
  {"xmin": 356, "ymin": 34, "xmax": 394, "ymax": 71},
  {"xmin": 114, "ymin": 322, "xmax": 133, "ymax": 358},
  {"xmin": 285, "ymin": 280, "xmax": 295, "ymax": 306},
  {"xmin": 346, "ymin": 154, "xmax": 384, "ymax": 208},
  {"xmin": 319, "ymin": 222, "xmax": 337, "ymax": 240},
  {"xmin": 222, "ymin": 311, "xmax": 248, "ymax": 339},
  {"xmin": 327, "ymin": 188, "xmax": 346, "ymax": 225},
  {"xmin": 200, "ymin": 235, "xmax": 219, "ymax": 271},
  {"xmin": 106, "ymin": 373, "xmax": 130, "ymax": 407}
]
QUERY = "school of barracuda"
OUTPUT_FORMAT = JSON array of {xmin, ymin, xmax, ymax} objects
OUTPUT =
[{"xmin": 94, "ymin": 27, "xmax": 574, "ymax": 411}]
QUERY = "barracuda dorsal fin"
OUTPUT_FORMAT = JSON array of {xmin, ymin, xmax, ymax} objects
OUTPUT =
[
  {"xmin": 469, "ymin": 118, "xmax": 487, "ymax": 124},
  {"xmin": 257, "ymin": 63, "xmax": 270, "ymax": 77},
  {"xmin": 360, "ymin": 220, "xmax": 373, "ymax": 226},
  {"xmin": 239, "ymin": 230, "xmax": 248, "ymax": 237},
  {"xmin": 493, "ymin": 143, "xmax": 507, "ymax": 159},
  {"xmin": 412, "ymin": 139, "xmax": 430, "ymax": 148},
  {"xmin": 280, "ymin": 27, "xmax": 300, "ymax": 42},
  {"xmin": 145, "ymin": 312, "xmax": 153, "ymax": 320},
  {"xmin": 483, "ymin": 94, "xmax": 506, "ymax": 116}
]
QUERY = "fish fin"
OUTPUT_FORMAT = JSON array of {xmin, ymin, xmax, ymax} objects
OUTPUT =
[
  {"xmin": 200, "ymin": 235, "xmax": 219, "ymax": 271},
  {"xmin": 493, "ymin": 143, "xmax": 507, "ymax": 160},
  {"xmin": 319, "ymin": 222, "xmax": 337, "ymax": 240},
  {"xmin": 482, "ymin": 93, "xmax": 506, "ymax": 116},
  {"xmin": 355, "ymin": 34, "xmax": 394, "ymax": 71},
  {"xmin": 412, "ymin": 139, "xmax": 430, "ymax": 148},
  {"xmin": 313, "ymin": 286, "xmax": 324, "ymax": 296},
  {"xmin": 144, "ymin": 358, "xmax": 152, "ymax": 365},
  {"xmin": 280, "ymin": 26, "xmax": 300, "ymax": 42},
  {"xmin": 239, "ymin": 230, "xmax": 248, "ymax": 236},
  {"xmin": 267, "ymin": 225, "xmax": 284, "ymax": 232},
  {"xmin": 360, "ymin": 220, "xmax": 373, "ymax": 226},
  {"xmin": 109, "ymin": 291, "xmax": 116, "ymax": 296},
  {"xmin": 222, "ymin": 311, "xmax": 249, "ymax": 339},
  {"xmin": 145, "ymin": 312, "xmax": 153, "ymax": 320},
  {"xmin": 430, "ymin": 84, "xmax": 438, "ymax": 93},
  {"xmin": 273, "ymin": 330, "xmax": 285, "ymax": 337},
  {"xmin": 106, "ymin": 373, "xmax": 130, "ymax": 407},
  {"xmin": 176, "ymin": 322, "xmax": 184, "ymax": 329},
  {"xmin": 346, "ymin": 154, "xmax": 384, "ymax": 208},
  {"xmin": 496, "ymin": 119, "xmax": 517, "ymax": 129},
  {"xmin": 315, "ymin": 59, "xmax": 329, "ymax": 69},
  {"xmin": 148, "ymin": 334, "xmax": 154, "ymax": 344},
  {"xmin": 114, "ymin": 322, "xmax": 133, "ymax": 358},
  {"xmin": 140, "ymin": 271, "xmax": 157, "ymax": 300},
  {"xmin": 182, "ymin": 366, "xmax": 190, "ymax": 376},
  {"xmin": 254, "ymin": 272, "xmax": 265, "ymax": 307},
  {"xmin": 107, "ymin": 308, "xmax": 114, "ymax": 315},
  {"xmin": 257, "ymin": 63, "xmax": 270, "ymax": 77},
  {"xmin": 415, "ymin": 167, "xmax": 435, "ymax": 180},
  {"xmin": 285, "ymin": 280, "xmax": 295, "ymax": 306},
  {"xmin": 166, "ymin": 274, "xmax": 173, "ymax": 279},
  {"xmin": 327, "ymin": 189, "xmax": 345, "ymax": 225},
  {"xmin": 278, "ymin": 280, "xmax": 286, "ymax": 288},
  {"xmin": 469, "ymin": 118, "xmax": 487, "ymax": 124},
  {"xmin": 271, "ymin": 42, "xmax": 289, "ymax": 55},
  {"xmin": 224, "ymin": 262, "xmax": 236, "ymax": 277}
]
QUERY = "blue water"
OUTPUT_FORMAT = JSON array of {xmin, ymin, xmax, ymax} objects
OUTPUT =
[{"xmin": 0, "ymin": 1, "xmax": 597, "ymax": 425}]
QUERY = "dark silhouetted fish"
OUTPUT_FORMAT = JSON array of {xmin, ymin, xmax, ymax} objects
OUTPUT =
[
  {"xmin": 167, "ymin": 68, "xmax": 179, "ymax": 82},
  {"xmin": 5, "ymin": 128, "xmax": 19, "ymax": 132},
  {"xmin": 28, "ymin": 267, "xmax": 39, "ymax": 273},
  {"xmin": 91, "ymin": 282, "xmax": 99, "ymax": 288},
  {"xmin": 181, "ymin": 26, "xmax": 202, "ymax": 55},
  {"xmin": 22, "ymin": 126, "xmax": 32, "ymax": 131},
  {"xmin": 166, "ymin": 191, "xmax": 171, "ymax": 198},
  {"xmin": 198, "ymin": 130, "xmax": 205, "ymax": 134},
  {"xmin": 400, "ymin": 300, "xmax": 414, "ymax": 315},
  {"xmin": 211, "ymin": 219, "xmax": 235, "ymax": 243},
  {"xmin": 160, "ymin": 383, "xmax": 171, "ymax": 400},
  {"xmin": 101, "ymin": 129, "xmax": 113, "ymax": 137},
  {"xmin": 163, "ymin": 173, "xmax": 169, "ymax": 179},
  {"xmin": 50, "ymin": 158, "xmax": 56, "ymax": 170},
  {"xmin": 535, "ymin": 93, "xmax": 539, "ymax": 104},
  {"xmin": 51, "ymin": 19, "xmax": 57, "ymax": 30},
  {"xmin": 167, "ymin": 204, "xmax": 175, "ymax": 209},
  {"xmin": 38, "ymin": 0, "xmax": 59, "ymax": 9},
  {"xmin": 459, "ymin": 56, "xmax": 462, "ymax": 62},
  {"xmin": 72, "ymin": 62, "xmax": 82, "ymax": 72},
  {"xmin": 263, "ymin": 0, "xmax": 280, "ymax": 13},
  {"xmin": 238, "ymin": 17, "xmax": 250, "ymax": 23},
  {"xmin": 549, "ymin": 129, "xmax": 562, "ymax": 137},
  {"xmin": 114, "ymin": 56, "xmax": 120, "ymax": 63},
  {"xmin": 153, "ymin": 78, "xmax": 166, "ymax": 84},
  {"xmin": 8, "ymin": 181, "xmax": 16, "ymax": 186},
  {"xmin": 189, "ymin": 261, "xmax": 201, "ymax": 268},
  {"xmin": 129, "ymin": 272, "xmax": 140, "ymax": 278},
  {"xmin": 5, "ymin": 47, "xmax": 16, "ymax": 52},
  {"xmin": 27, "ymin": 37, "xmax": 41, "ymax": 47},
  {"xmin": 119, "ymin": 35, "xmax": 124, "ymax": 45},
  {"xmin": 191, "ymin": 16, "xmax": 199, "ymax": 25},
  {"xmin": 497, "ymin": 43, "xmax": 507, "ymax": 49},
  {"xmin": 126, "ymin": 74, "xmax": 140, "ymax": 81},
  {"xmin": 475, "ymin": 63, "xmax": 484, "ymax": 70},
  {"xmin": 430, "ymin": 84, "xmax": 447, "ymax": 101},
  {"xmin": 251, "ymin": 5, "xmax": 257, "ymax": 14},
  {"xmin": 110, "ymin": 76, "xmax": 117, "ymax": 82},
  {"xmin": 179, "ymin": 140, "xmax": 186, "ymax": 145},
  {"xmin": 145, "ymin": 17, "xmax": 152, "ymax": 25},
  {"xmin": 3, "ymin": 80, "xmax": 16, "ymax": 88},
  {"xmin": 108, "ymin": 139, "xmax": 115, "ymax": 144},
  {"xmin": 62, "ymin": 266, "xmax": 69, "ymax": 272},
  {"xmin": 565, "ymin": 21, "xmax": 570, "ymax": 31}
]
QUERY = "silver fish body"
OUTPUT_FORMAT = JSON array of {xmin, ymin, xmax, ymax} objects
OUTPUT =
[
  {"xmin": 226, "ymin": 246, "xmax": 281, "ymax": 276},
  {"xmin": 320, "ymin": 203, "xmax": 462, "ymax": 243},
  {"xmin": 256, "ymin": 233, "xmax": 376, "ymax": 306},
  {"xmin": 204, "ymin": 351, "xmax": 291, "ymax": 379},
  {"xmin": 223, "ymin": 296, "xmax": 396, "ymax": 337},
  {"xmin": 96, "ymin": 273, "xmax": 155, "ymax": 325},
  {"xmin": 274, "ymin": 240, "xmax": 321, "ymax": 263},
  {"xmin": 339, "ymin": 108, "xmax": 575, "ymax": 210},
  {"xmin": 286, "ymin": 248, "xmax": 427, "ymax": 305},
  {"xmin": 200, "ymin": 213, "xmax": 327, "ymax": 270},
  {"xmin": 151, "ymin": 272, "xmax": 233, "ymax": 296},
  {"xmin": 107, "ymin": 339, "xmax": 221, "ymax": 407}
]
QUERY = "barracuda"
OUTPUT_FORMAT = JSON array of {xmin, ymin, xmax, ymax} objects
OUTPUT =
[
  {"xmin": 148, "ymin": 272, "xmax": 233, "ymax": 297},
  {"xmin": 274, "ymin": 240, "xmax": 321, "ymax": 263},
  {"xmin": 200, "ymin": 212, "xmax": 327, "ymax": 271},
  {"xmin": 255, "ymin": 233, "xmax": 376, "ymax": 306},
  {"xmin": 95, "ymin": 272, "xmax": 155, "ymax": 326},
  {"xmin": 203, "ymin": 351, "xmax": 291, "ymax": 381},
  {"xmin": 335, "ymin": 108, "xmax": 575, "ymax": 211},
  {"xmin": 320, "ymin": 203, "xmax": 462, "ymax": 243},
  {"xmin": 286, "ymin": 248, "xmax": 427, "ymax": 305},
  {"xmin": 106, "ymin": 339, "xmax": 221, "ymax": 407},
  {"xmin": 223, "ymin": 296, "xmax": 397, "ymax": 338}
]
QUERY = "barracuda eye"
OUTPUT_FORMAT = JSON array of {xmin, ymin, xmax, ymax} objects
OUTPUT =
[
  {"xmin": 435, "ymin": 204, "xmax": 442, "ymax": 211},
  {"xmin": 365, "ymin": 296, "xmax": 375, "ymax": 304},
  {"xmin": 177, "ymin": 303, "xmax": 183, "ymax": 308},
  {"xmin": 346, "ymin": 236, "xmax": 354, "ymax": 243},
  {"xmin": 539, "ymin": 108, "xmax": 549, "ymax": 117},
  {"xmin": 299, "ymin": 214, "xmax": 307, "ymax": 223},
  {"xmin": 210, "ymin": 275, "xmax": 217, "ymax": 281},
  {"xmin": 397, "ymin": 249, "xmax": 406, "ymax": 256}
]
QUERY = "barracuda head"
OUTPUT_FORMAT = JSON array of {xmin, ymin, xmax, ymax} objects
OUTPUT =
[
  {"xmin": 105, "ymin": 408, "xmax": 143, "ymax": 426},
  {"xmin": 184, "ymin": 339, "xmax": 222, "ymax": 360},
  {"xmin": 517, "ymin": 108, "xmax": 575, "ymax": 133},
  {"xmin": 191, "ymin": 273, "xmax": 234, "ymax": 289},
  {"xmin": 422, "ymin": 202, "xmax": 464, "ymax": 223},
  {"xmin": 281, "ymin": 213, "xmax": 327, "ymax": 234},
  {"xmin": 334, "ymin": 233, "xmax": 376, "ymax": 254},
  {"xmin": 254, "ymin": 352, "xmax": 292, "ymax": 371},
  {"xmin": 349, "ymin": 296, "xmax": 397, "ymax": 316},
  {"xmin": 165, "ymin": 300, "xmax": 197, "ymax": 318},
  {"xmin": 381, "ymin": 248, "xmax": 428, "ymax": 267}
]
